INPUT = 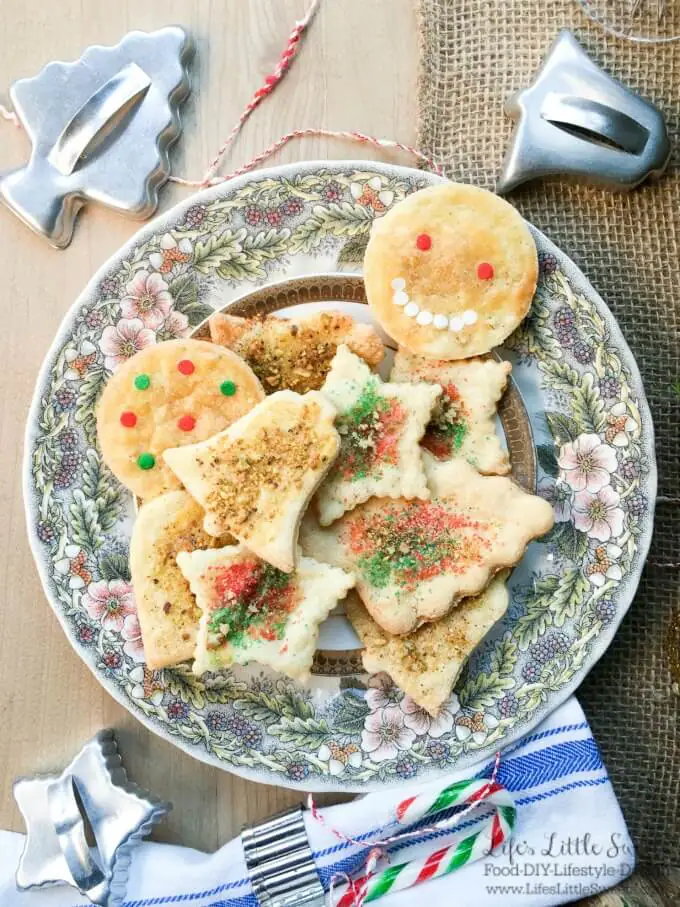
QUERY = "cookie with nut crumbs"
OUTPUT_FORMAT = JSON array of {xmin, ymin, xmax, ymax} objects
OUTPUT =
[
  {"xmin": 97, "ymin": 339, "xmax": 264, "ymax": 500},
  {"xmin": 164, "ymin": 390, "xmax": 339, "ymax": 572},
  {"xmin": 391, "ymin": 348, "xmax": 512, "ymax": 474},
  {"xmin": 130, "ymin": 491, "xmax": 233, "ymax": 670},
  {"xmin": 300, "ymin": 456, "xmax": 553, "ymax": 635},
  {"xmin": 209, "ymin": 310, "xmax": 384, "ymax": 394},
  {"xmin": 346, "ymin": 573, "xmax": 509, "ymax": 716},
  {"xmin": 364, "ymin": 183, "xmax": 538, "ymax": 360},
  {"xmin": 315, "ymin": 345, "xmax": 440, "ymax": 526},
  {"xmin": 177, "ymin": 545, "xmax": 355, "ymax": 680}
]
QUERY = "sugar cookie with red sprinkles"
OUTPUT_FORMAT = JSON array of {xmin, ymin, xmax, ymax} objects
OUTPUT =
[
  {"xmin": 363, "ymin": 182, "xmax": 538, "ymax": 360},
  {"xmin": 97, "ymin": 338, "xmax": 264, "ymax": 500},
  {"xmin": 177, "ymin": 545, "xmax": 354, "ymax": 680}
]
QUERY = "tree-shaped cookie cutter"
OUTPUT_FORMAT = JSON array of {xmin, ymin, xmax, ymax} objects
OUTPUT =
[{"xmin": 0, "ymin": 26, "xmax": 192, "ymax": 248}]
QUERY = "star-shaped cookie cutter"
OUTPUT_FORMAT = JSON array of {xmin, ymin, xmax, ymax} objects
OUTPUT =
[{"xmin": 13, "ymin": 729, "xmax": 169, "ymax": 906}]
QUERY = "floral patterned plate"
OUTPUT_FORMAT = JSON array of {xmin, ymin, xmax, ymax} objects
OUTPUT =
[{"xmin": 24, "ymin": 162, "xmax": 655, "ymax": 791}]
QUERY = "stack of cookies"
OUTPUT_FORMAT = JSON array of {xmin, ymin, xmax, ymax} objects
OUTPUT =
[{"xmin": 95, "ymin": 183, "xmax": 554, "ymax": 716}]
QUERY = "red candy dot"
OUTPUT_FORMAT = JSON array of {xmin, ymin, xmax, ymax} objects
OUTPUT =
[
  {"xmin": 120, "ymin": 411, "xmax": 137, "ymax": 428},
  {"xmin": 477, "ymin": 262, "xmax": 494, "ymax": 280},
  {"xmin": 178, "ymin": 415, "xmax": 196, "ymax": 432},
  {"xmin": 416, "ymin": 233, "xmax": 432, "ymax": 251},
  {"xmin": 177, "ymin": 359, "xmax": 195, "ymax": 375}
]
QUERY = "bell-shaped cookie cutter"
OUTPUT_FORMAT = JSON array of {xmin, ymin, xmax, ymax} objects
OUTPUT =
[{"xmin": 498, "ymin": 30, "xmax": 670, "ymax": 193}]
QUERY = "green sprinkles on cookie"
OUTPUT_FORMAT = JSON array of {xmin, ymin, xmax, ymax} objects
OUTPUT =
[
  {"xmin": 207, "ymin": 560, "xmax": 295, "ymax": 649},
  {"xmin": 137, "ymin": 452, "xmax": 156, "ymax": 470},
  {"xmin": 220, "ymin": 380, "xmax": 237, "ymax": 397},
  {"xmin": 134, "ymin": 373, "xmax": 151, "ymax": 391},
  {"xmin": 335, "ymin": 379, "xmax": 405, "ymax": 481}
]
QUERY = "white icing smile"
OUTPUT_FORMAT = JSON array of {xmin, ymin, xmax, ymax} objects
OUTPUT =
[{"xmin": 390, "ymin": 277, "xmax": 478, "ymax": 333}]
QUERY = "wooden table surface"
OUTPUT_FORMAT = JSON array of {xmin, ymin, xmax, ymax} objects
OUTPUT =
[{"xmin": 0, "ymin": 2, "xmax": 673, "ymax": 904}]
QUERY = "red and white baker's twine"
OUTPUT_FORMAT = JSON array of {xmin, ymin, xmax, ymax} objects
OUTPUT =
[
  {"xmin": 0, "ymin": 103, "xmax": 20, "ymax": 128},
  {"xmin": 0, "ymin": 0, "xmax": 442, "ymax": 184},
  {"xmin": 309, "ymin": 752, "xmax": 515, "ymax": 906}
]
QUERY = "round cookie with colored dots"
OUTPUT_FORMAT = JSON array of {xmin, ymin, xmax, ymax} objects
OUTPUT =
[
  {"xmin": 97, "ymin": 339, "xmax": 264, "ymax": 499},
  {"xmin": 363, "ymin": 183, "xmax": 538, "ymax": 360}
]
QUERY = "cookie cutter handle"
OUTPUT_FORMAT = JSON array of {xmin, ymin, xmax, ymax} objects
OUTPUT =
[
  {"xmin": 47, "ymin": 773, "xmax": 110, "ymax": 906},
  {"xmin": 242, "ymin": 806, "xmax": 326, "ymax": 906},
  {"xmin": 47, "ymin": 62, "xmax": 151, "ymax": 177}
]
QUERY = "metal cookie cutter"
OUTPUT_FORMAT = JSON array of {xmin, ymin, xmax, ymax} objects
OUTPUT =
[
  {"xmin": 0, "ymin": 26, "xmax": 193, "ymax": 248},
  {"xmin": 13, "ymin": 729, "xmax": 169, "ymax": 906},
  {"xmin": 242, "ymin": 806, "xmax": 326, "ymax": 906},
  {"xmin": 497, "ymin": 30, "xmax": 671, "ymax": 193}
]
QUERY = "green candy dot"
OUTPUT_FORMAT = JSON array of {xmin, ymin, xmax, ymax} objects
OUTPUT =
[
  {"xmin": 134, "ymin": 373, "xmax": 151, "ymax": 391},
  {"xmin": 220, "ymin": 380, "xmax": 237, "ymax": 397},
  {"xmin": 137, "ymin": 452, "xmax": 156, "ymax": 470}
]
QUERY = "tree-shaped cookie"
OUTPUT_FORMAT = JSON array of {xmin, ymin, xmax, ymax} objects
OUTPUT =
[
  {"xmin": 164, "ymin": 390, "xmax": 339, "ymax": 572},
  {"xmin": 301, "ymin": 456, "xmax": 554, "ymax": 635},
  {"xmin": 391, "ymin": 348, "xmax": 512, "ymax": 474},
  {"xmin": 177, "ymin": 545, "xmax": 354, "ymax": 680},
  {"xmin": 316, "ymin": 344, "xmax": 440, "ymax": 526},
  {"xmin": 346, "ymin": 574, "xmax": 509, "ymax": 717}
]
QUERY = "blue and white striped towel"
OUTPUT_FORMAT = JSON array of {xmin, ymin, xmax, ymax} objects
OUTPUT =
[{"xmin": 0, "ymin": 696, "xmax": 634, "ymax": 907}]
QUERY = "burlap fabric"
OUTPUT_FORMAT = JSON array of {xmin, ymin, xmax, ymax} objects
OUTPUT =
[{"xmin": 418, "ymin": 0, "xmax": 680, "ymax": 866}]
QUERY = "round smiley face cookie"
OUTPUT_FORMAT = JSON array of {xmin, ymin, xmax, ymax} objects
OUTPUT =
[
  {"xmin": 364, "ymin": 183, "xmax": 538, "ymax": 360},
  {"xmin": 97, "ymin": 339, "xmax": 264, "ymax": 499}
]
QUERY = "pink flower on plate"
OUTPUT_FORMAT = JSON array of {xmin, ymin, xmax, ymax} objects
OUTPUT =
[
  {"xmin": 365, "ymin": 673, "xmax": 402, "ymax": 714},
  {"xmin": 401, "ymin": 694, "xmax": 457, "ymax": 737},
  {"xmin": 99, "ymin": 318, "xmax": 156, "ymax": 372},
  {"xmin": 558, "ymin": 433, "xmax": 617, "ymax": 493},
  {"xmin": 160, "ymin": 309, "xmax": 190, "ymax": 340},
  {"xmin": 573, "ymin": 486, "xmax": 625, "ymax": 542},
  {"xmin": 361, "ymin": 708, "xmax": 416, "ymax": 763},
  {"xmin": 120, "ymin": 270, "xmax": 173, "ymax": 329},
  {"xmin": 121, "ymin": 613, "xmax": 145, "ymax": 662},
  {"xmin": 83, "ymin": 579, "xmax": 136, "ymax": 632}
]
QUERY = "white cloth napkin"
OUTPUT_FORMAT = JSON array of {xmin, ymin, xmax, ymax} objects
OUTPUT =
[{"xmin": 0, "ymin": 696, "xmax": 634, "ymax": 907}]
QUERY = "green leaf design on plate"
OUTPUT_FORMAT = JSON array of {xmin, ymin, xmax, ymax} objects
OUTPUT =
[
  {"xmin": 269, "ymin": 715, "xmax": 331, "ymax": 748},
  {"xmin": 545, "ymin": 411, "xmax": 580, "ymax": 444},
  {"xmin": 536, "ymin": 443, "xmax": 559, "ymax": 477},
  {"xmin": 516, "ymin": 568, "xmax": 590, "ymax": 648},
  {"xmin": 74, "ymin": 367, "xmax": 106, "ymax": 442},
  {"xmin": 193, "ymin": 229, "xmax": 247, "ymax": 274},
  {"xmin": 99, "ymin": 552, "xmax": 131, "ymax": 582},
  {"xmin": 69, "ymin": 489, "xmax": 104, "ymax": 552},
  {"xmin": 458, "ymin": 668, "xmax": 515, "ymax": 711},
  {"xmin": 571, "ymin": 372, "xmax": 606, "ymax": 434},
  {"xmin": 547, "ymin": 522, "xmax": 589, "ymax": 563},
  {"xmin": 332, "ymin": 692, "xmax": 371, "ymax": 734}
]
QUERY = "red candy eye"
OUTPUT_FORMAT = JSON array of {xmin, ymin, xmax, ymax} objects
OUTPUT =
[
  {"xmin": 477, "ymin": 262, "xmax": 494, "ymax": 280},
  {"xmin": 178, "ymin": 415, "xmax": 196, "ymax": 432},
  {"xmin": 120, "ymin": 411, "xmax": 137, "ymax": 428},
  {"xmin": 416, "ymin": 233, "xmax": 432, "ymax": 251},
  {"xmin": 177, "ymin": 359, "xmax": 195, "ymax": 375}
]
